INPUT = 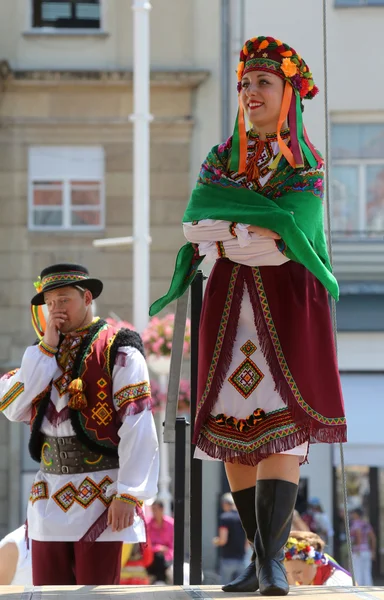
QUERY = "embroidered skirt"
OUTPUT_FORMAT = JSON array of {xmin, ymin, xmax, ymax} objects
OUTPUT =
[{"xmin": 193, "ymin": 258, "xmax": 347, "ymax": 466}]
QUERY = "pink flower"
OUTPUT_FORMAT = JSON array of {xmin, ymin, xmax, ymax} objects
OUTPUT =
[
  {"xmin": 151, "ymin": 340, "xmax": 162, "ymax": 354},
  {"xmin": 142, "ymin": 314, "xmax": 190, "ymax": 358},
  {"xmin": 105, "ymin": 317, "xmax": 136, "ymax": 331}
]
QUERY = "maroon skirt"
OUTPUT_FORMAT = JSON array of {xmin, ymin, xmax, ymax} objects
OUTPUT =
[{"xmin": 193, "ymin": 259, "xmax": 347, "ymax": 464}]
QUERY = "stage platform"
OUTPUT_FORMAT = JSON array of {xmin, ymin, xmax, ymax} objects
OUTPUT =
[{"xmin": 0, "ymin": 586, "xmax": 383, "ymax": 600}]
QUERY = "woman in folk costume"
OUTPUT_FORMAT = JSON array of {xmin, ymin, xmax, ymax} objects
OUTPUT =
[
  {"xmin": 150, "ymin": 35, "xmax": 346, "ymax": 596},
  {"xmin": 285, "ymin": 531, "xmax": 353, "ymax": 587}
]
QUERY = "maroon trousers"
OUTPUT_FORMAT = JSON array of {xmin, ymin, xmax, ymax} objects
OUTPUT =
[{"xmin": 32, "ymin": 540, "xmax": 122, "ymax": 585}]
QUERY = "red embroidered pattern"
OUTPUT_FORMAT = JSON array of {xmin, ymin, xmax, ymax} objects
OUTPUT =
[
  {"xmin": 228, "ymin": 339, "xmax": 264, "ymax": 398},
  {"xmin": 201, "ymin": 407, "xmax": 303, "ymax": 454},
  {"xmin": 30, "ymin": 481, "xmax": 48, "ymax": 504},
  {"xmin": 229, "ymin": 222, "xmax": 238, "ymax": 237},
  {"xmin": 215, "ymin": 241, "xmax": 226, "ymax": 258},
  {"xmin": 115, "ymin": 493, "xmax": 143, "ymax": 508},
  {"xmin": 197, "ymin": 265, "xmax": 240, "ymax": 413},
  {"xmin": 52, "ymin": 476, "xmax": 113, "ymax": 512},
  {"xmin": 38, "ymin": 340, "xmax": 58, "ymax": 358},
  {"xmin": 114, "ymin": 381, "xmax": 151, "ymax": 410},
  {"xmin": 0, "ymin": 382, "xmax": 24, "ymax": 412}
]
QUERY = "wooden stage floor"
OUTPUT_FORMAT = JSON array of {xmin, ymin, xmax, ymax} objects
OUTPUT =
[{"xmin": 0, "ymin": 586, "xmax": 383, "ymax": 600}]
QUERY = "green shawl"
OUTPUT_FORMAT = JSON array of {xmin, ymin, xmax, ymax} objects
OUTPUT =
[{"xmin": 149, "ymin": 146, "xmax": 338, "ymax": 316}]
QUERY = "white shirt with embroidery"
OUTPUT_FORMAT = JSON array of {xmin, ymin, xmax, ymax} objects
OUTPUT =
[
  {"xmin": 0, "ymin": 326, "xmax": 159, "ymax": 542},
  {"xmin": 183, "ymin": 220, "xmax": 289, "ymax": 266}
]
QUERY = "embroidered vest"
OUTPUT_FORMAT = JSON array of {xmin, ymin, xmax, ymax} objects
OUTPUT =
[{"xmin": 29, "ymin": 319, "xmax": 146, "ymax": 462}]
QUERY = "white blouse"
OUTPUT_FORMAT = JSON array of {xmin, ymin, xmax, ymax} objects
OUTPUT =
[{"xmin": 183, "ymin": 220, "xmax": 289, "ymax": 266}]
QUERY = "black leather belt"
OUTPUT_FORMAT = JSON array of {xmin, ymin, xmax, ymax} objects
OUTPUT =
[{"xmin": 40, "ymin": 435, "xmax": 119, "ymax": 475}]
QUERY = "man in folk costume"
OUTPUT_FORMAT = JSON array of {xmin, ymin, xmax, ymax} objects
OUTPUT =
[
  {"xmin": 0, "ymin": 264, "xmax": 159, "ymax": 585},
  {"xmin": 151, "ymin": 35, "xmax": 346, "ymax": 596}
]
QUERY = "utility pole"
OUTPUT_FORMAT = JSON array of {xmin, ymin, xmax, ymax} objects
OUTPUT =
[
  {"xmin": 131, "ymin": 0, "xmax": 152, "ymax": 332},
  {"xmin": 93, "ymin": 0, "xmax": 152, "ymax": 333}
]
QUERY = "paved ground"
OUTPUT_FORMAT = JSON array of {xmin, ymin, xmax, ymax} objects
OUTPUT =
[{"xmin": 0, "ymin": 586, "xmax": 383, "ymax": 600}]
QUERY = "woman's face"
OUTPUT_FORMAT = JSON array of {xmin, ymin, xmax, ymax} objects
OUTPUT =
[
  {"xmin": 240, "ymin": 70, "xmax": 285, "ymax": 132},
  {"xmin": 285, "ymin": 560, "xmax": 317, "ymax": 586}
]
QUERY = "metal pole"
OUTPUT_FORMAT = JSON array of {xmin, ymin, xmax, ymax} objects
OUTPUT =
[
  {"xmin": 174, "ymin": 417, "xmax": 189, "ymax": 585},
  {"xmin": 220, "ymin": 0, "xmax": 231, "ymax": 141},
  {"xmin": 189, "ymin": 271, "xmax": 204, "ymax": 584},
  {"xmin": 321, "ymin": 0, "xmax": 355, "ymax": 585},
  {"xmin": 131, "ymin": 0, "xmax": 152, "ymax": 333},
  {"xmin": 164, "ymin": 291, "xmax": 189, "ymax": 444},
  {"xmin": 158, "ymin": 375, "xmax": 172, "ymax": 516}
]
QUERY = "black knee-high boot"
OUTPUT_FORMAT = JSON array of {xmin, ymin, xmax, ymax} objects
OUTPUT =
[
  {"xmin": 255, "ymin": 479, "xmax": 298, "ymax": 596},
  {"xmin": 222, "ymin": 486, "xmax": 259, "ymax": 593}
]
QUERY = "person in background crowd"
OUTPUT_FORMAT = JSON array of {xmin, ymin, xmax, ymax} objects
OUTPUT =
[
  {"xmin": 292, "ymin": 509, "xmax": 310, "ymax": 532},
  {"xmin": 213, "ymin": 493, "xmax": 246, "ymax": 585},
  {"xmin": 303, "ymin": 498, "xmax": 334, "ymax": 546},
  {"xmin": 284, "ymin": 531, "xmax": 353, "ymax": 586},
  {"xmin": 146, "ymin": 500, "xmax": 174, "ymax": 584},
  {"xmin": 0, "ymin": 525, "xmax": 31, "ymax": 585},
  {"xmin": 350, "ymin": 508, "xmax": 376, "ymax": 586}
]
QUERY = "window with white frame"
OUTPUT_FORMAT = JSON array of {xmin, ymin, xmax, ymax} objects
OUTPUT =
[
  {"xmin": 28, "ymin": 146, "xmax": 105, "ymax": 231},
  {"xmin": 331, "ymin": 123, "xmax": 384, "ymax": 238},
  {"xmin": 335, "ymin": 0, "xmax": 384, "ymax": 6},
  {"xmin": 32, "ymin": 0, "xmax": 101, "ymax": 29}
]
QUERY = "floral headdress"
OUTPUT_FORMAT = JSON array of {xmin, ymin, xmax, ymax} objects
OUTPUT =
[
  {"xmin": 230, "ymin": 35, "xmax": 322, "ymax": 174},
  {"xmin": 285, "ymin": 537, "xmax": 328, "ymax": 566}
]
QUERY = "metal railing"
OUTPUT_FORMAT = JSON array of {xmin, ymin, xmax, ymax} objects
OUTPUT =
[
  {"xmin": 330, "ymin": 230, "xmax": 384, "ymax": 241},
  {"xmin": 165, "ymin": 271, "xmax": 205, "ymax": 585}
]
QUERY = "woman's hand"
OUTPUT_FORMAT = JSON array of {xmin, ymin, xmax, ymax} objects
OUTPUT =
[{"xmin": 247, "ymin": 225, "xmax": 281, "ymax": 239}]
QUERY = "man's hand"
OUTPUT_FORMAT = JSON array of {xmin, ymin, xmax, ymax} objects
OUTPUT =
[
  {"xmin": 43, "ymin": 309, "xmax": 68, "ymax": 348},
  {"xmin": 247, "ymin": 225, "xmax": 281, "ymax": 240},
  {"xmin": 108, "ymin": 498, "xmax": 135, "ymax": 532}
]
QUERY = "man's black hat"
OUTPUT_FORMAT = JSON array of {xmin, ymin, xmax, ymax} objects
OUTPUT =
[{"xmin": 31, "ymin": 263, "xmax": 103, "ymax": 306}]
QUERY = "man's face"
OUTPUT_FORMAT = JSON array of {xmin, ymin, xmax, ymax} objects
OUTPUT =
[{"xmin": 44, "ymin": 286, "xmax": 92, "ymax": 333}]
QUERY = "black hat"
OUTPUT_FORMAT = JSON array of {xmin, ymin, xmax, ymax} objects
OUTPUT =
[{"xmin": 31, "ymin": 263, "xmax": 103, "ymax": 306}]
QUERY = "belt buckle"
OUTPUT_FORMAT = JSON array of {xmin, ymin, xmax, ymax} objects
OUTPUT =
[
  {"xmin": 61, "ymin": 465, "xmax": 69, "ymax": 474},
  {"xmin": 60, "ymin": 451, "xmax": 68, "ymax": 460},
  {"xmin": 58, "ymin": 438, "xmax": 66, "ymax": 445}
]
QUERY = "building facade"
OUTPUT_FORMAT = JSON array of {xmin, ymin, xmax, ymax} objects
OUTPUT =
[
  {"xmin": 0, "ymin": 0, "xmax": 383, "ymax": 580},
  {"xmin": 0, "ymin": 0, "xmax": 221, "ymax": 539}
]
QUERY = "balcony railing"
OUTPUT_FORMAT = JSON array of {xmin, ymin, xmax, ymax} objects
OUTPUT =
[
  {"xmin": 329, "ymin": 233, "xmax": 384, "ymax": 280},
  {"xmin": 330, "ymin": 230, "xmax": 384, "ymax": 241}
]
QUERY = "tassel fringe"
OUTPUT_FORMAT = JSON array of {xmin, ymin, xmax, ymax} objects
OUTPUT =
[
  {"xmin": 196, "ymin": 426, "xmax": 311, "ymax": 466},
  {"xmin": 67, "ymin": 377, "xmax": 87, "ymax": 410}
]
